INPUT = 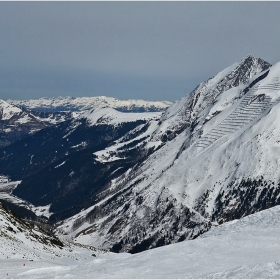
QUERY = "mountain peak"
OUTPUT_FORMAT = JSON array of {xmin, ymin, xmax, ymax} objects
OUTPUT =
[
  {"xmin": 242, "ymin": 54, "xmax": 255, "ymax": 60},
  {"xmin": 238, "ymin": 54, "xmax": 271, "ymax": 70}
]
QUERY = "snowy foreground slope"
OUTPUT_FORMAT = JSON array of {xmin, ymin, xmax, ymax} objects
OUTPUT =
[
  {"xmin": 2, "ymin": 204, "xmax": 280, "ymax": 278},
  {"xmin": 0, "ymin": 203, "xmax": 102, "ymax": 278}
]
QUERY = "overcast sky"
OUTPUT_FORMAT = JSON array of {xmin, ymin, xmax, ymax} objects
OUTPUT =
[{"xmin": 0, "ymin": 2, "xmax": 280, "ymax": 102}]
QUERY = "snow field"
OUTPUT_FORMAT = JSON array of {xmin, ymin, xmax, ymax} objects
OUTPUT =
[{"xmin": 2, "ymin": 206, "xmax": 280, "ymax": 278}]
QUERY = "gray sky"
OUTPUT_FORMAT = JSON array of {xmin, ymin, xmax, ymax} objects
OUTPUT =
[{"xmin": 0, "ymin": 2, "xmax": 280, "ymax": 102}]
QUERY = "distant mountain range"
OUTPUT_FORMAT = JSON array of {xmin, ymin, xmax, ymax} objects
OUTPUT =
[
  {"xmin": 3, "ymin": 54, "xmax": 280, "ymax": 258},
  {"xmin": 0, "ymin": 96, "xmax": 171, "ymax": 149},
  {"xmin": 8, "ymin": 96, "xmax": 172, "ymax": 113}
]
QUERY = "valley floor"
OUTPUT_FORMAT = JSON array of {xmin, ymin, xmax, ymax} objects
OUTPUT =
[{"xmin": 2, "ymin": 206, "xmax": 280, "ymax": 278}]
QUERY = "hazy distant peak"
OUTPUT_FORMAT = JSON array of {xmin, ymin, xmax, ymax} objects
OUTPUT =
[{"xmin": 8, "ymin": 96, "xmax": 173, "ymax": 113}]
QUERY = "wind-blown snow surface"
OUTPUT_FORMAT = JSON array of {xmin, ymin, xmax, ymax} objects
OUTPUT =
[
  {"xmin": 8, "ymin": 96, "xmax": 172, "ymax": 113},
  {"xmin": 2, "ymin": 206, "xmax": 280, "ymax": 278}
]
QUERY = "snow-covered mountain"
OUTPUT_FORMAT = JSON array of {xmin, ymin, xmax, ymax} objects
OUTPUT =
[
  {"xmin": 150, "ymin": 55, "xmax": 271, "ymax": 142},
  {"xmin": 55, "ymin": 55, "xmax": 280, "ymax": 252},
  {"xmin": 2, "ymin": 204, "xmax": 280, "ymax": 278},
  {"xmin": 2, "ymin": 94, "xmax": 169, "ymax": 148},
  {"xmin": 82, "ymin": 107, "xmax": 161, "ymax": 126},
  {"xmin": 3, "ymin": 54, "xmax": 280, "ymax": 256},
  {"xmin": 8, "ymin": 96, "xmax": 172, "ymax": 113},
  {"xmin": 0, "ymin": 203, "xmax": 65, "ymax": 255},
  {"xmin": 1, "ymin": 96, "xmax": 170, "ymax": 149}
]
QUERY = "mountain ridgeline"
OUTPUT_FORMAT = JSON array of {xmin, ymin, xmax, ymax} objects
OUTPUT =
[
  {"xmin": 2, "ymin": 55, "xmax": 280, "ymax": 254},
  {"xmin": 8, "ymin": 96, "xmax": 172, "ymax": 113}
]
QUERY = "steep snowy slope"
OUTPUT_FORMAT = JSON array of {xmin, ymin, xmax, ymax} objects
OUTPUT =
[
  {"xmin": 57, "ymin": 56, "xmax": 280, "ymax": 253},
  {"xmin": 8, "ymin": 96, "xmax": 172, "ymax": 113},
  {"xmin": 0, "ymin": 203, "xmax": 102, "ymax": 278},
  {"xmin": 2, "ymin": 205, "xmax": 280, "ymax": 278},
  {"xmin": 150, "ymin": 55, "xmax": 271, "ymax": 142},
  {"xmin": 0, "ymin": 203, "xmax": 64, "ymax": 257}
]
